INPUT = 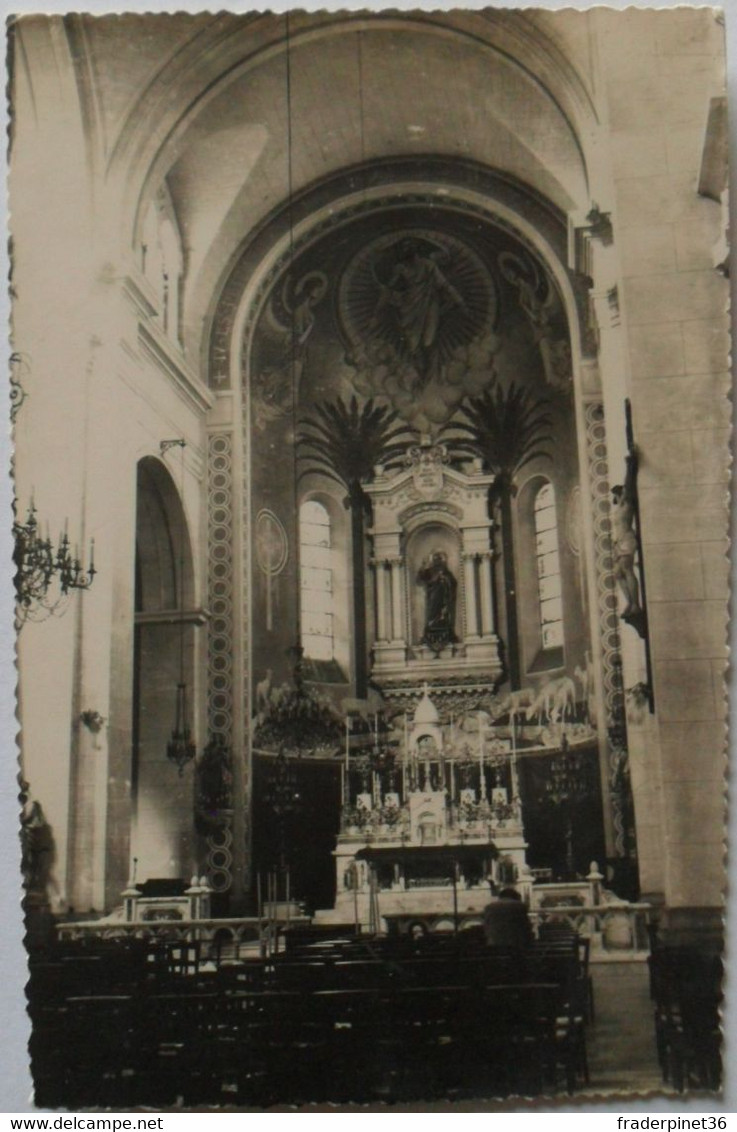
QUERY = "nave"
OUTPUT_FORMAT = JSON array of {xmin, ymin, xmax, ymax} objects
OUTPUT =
[{"xmin": 26, "ymin": 925, "xmax": 721, "ymax": 1109}]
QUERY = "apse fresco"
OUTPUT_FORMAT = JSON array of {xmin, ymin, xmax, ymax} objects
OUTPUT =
[
  {"xmin": 246, "ymin": 200, "xmax": 610, "ymax": 913},
  {"xmin": 247, "ymin": 203, "xmax": 586, "ymax": 698}
]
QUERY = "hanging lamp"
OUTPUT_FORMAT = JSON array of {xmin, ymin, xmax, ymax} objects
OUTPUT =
[{"xmin": 162, "ymin": 438, "xmax": 197, "ymax": 774}]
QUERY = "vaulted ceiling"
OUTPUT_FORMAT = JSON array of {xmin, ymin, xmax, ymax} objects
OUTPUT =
[{"xmin": 27, "ymin": 10, "xmax": 599, "ymax": 365}]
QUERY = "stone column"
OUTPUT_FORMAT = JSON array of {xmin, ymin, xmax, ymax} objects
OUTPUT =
[
  {"xmin": 389, "ymin": 556, "xmax": 404, "ymax": 642},
  {"xmin": 478, "ymin": 551, "xmax": 495, "ymax": 636},
  {"xmin": 373, "ymin": 559, "xmax": 389, "ymax": 642},
  {"xmin": 463, "ymin": 553, "xmax": 479, "ymax": 638}
]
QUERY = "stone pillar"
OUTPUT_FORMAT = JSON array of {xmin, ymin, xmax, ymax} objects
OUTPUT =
[
  {"xmin": 463, "ymin": 553, "xmax": 479, "ymax": 638},
  {"xmin": 389, "ymin": 556, "xmax": 404, "ymax": 642},
  {"xmin": 374, "ymin": 559, "xmax": 389, "ymax": 642},
  {"xmin": 478, "ymin": 551, "xmax": 495, "ymax": 636}
]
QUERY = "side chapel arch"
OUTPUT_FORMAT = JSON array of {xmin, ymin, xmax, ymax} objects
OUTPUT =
[{"xmin": 132, "ymin": 456, "xmax": 197, "ymax": 883}]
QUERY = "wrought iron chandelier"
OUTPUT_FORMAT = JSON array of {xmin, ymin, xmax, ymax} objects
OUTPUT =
[
  {"xmin": 163, "ymin": 439, "xmax": 197, "ymax": 775},
  {"xmin": 14, "ymin": 498, "xmax": 96, "ymax": 622},
  {"xmin": 167, "ymin": 679, "xmax": 196, "ymax": 775}
]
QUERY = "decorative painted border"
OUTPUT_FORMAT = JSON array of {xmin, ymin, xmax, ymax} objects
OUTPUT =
[
  {"xmin": 206, "ymin": 432, "xmax": 235, "ymax": 890},
  {"xmin": 584, "ymin": 401, "xmax": 629, "ymax": 854}
]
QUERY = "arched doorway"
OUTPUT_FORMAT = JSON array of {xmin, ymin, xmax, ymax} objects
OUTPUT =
[{"xmin": 131, "ymin": 457, "xmax": 196, "ymax": 882}]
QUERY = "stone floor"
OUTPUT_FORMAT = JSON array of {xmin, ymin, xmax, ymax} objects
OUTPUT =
[{"xmin": 582, "ymin": 960, "xmax": 676, "ymax": 1100}]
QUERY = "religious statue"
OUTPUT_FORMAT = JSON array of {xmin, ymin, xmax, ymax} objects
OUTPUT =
[
  {"xmin": 611, "ymin": 450, "xmax": 644, "ymax": 631},
  {"xmin": 19, "ymin": 779, "xmax": 55, "ymax": 901},
  {"xmin": 417, "ymin": 549, "xmax": 459, "ymax": 654},
  {"xmin": 374, "ymin": 239, "xmax": 464, "ymax": 385}
]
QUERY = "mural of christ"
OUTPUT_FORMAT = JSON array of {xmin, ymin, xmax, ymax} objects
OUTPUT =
[{"xmin": 375, "ymin": 239, "xmax": 463, "ymax": 383}]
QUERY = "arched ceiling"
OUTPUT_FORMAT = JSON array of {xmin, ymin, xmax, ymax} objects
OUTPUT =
[{"xmin": 67, "ymin": 10, "xmax": 595, "ymax": 365}]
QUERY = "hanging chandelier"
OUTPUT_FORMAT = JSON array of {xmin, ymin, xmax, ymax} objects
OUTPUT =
[
  {"xmin": 14, "ymin": 498, "xmax": 96, "ymax": 622},
  {"xmin": 162, "ymin": 438, "xmax": 197, "ymax": 775},
  {"xmin": 167, "ymin": 680, "xmax": 197, "ymax": 775}
]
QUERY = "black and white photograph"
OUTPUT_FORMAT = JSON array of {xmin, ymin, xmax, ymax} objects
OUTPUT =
[{"xmin": 7, "ymin": 5, "xmax": 730, "ymax": 1110}]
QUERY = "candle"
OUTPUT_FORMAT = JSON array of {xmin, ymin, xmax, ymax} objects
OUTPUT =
[
  {"xmin": 510, "ymin": 717, "xmax": 520, "ymax": 804},
  {"xmin": 478, "ymin": 711, "xmax": 487, "ymax": 801},
  {"xmin": 403, "ymin": 712, "xmax": 409, "ymax": 786}
]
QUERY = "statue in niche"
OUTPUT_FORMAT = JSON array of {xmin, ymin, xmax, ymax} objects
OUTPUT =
[
  {"xmin": 373, "ymin": 238, "xmax": 464, "ymax": 386},
  {"xmin": 611, "ymin": 452, "xmax": 643, "ymax": 627},
  {"xmin": 417, "ymin": 549, "xmax": 459, "ymax": 654}
]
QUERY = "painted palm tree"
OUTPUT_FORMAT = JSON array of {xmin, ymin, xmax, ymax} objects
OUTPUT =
[
  {"xmin": 444, "ymin": 380, "xmax": 553, "ymax": 689},
  {"xmin": 298, "ymin": 395, "xmax": 417, "ymax": 696}
]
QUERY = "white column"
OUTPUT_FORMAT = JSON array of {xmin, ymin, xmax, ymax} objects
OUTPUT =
[
  {"xmin": 389, "ymin": 557, "xmax": 404, "ymax": 642},
  {"xmin": 463, "ymin": 553, "xmax": 479, "ymax": 637},
  {"xmin": 478, "ymin": 551, "xmax": 494, "ymax": 636},
  {"xmin": 374, "ymin": 559, "xmax": 388, "ymax": 642}
]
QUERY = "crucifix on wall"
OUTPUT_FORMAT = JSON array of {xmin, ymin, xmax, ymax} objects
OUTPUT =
[{"xmin": 612, "ymin": 400, "xmax": 654, "ymax": 711}]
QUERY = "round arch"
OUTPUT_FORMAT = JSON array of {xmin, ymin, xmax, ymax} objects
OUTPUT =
[
  {"xmin": 132, "ymin": 456, "xmax": 197, "ymax": 886},
  {"xmin": 136, "ymin": 456, "xmax": 195, "ymax": 613},
  {"xmin": 113, "ymin": 11, "xmax": 597, "ymax": 253}
]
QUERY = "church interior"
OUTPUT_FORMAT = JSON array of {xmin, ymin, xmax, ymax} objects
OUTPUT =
[{"xmin": 10, "ymin": 8, "xmax": 729, "ymax": 1107}]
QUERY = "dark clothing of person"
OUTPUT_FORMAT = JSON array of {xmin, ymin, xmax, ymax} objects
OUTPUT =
[{"xmin": 482, "ymin": 897, "xmax": 533, "ymax": 950}]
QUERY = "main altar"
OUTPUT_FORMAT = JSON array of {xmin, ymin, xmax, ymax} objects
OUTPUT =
[{"xmin": 314, "ymin": 687, "xmax": 533, "ymax": 932}]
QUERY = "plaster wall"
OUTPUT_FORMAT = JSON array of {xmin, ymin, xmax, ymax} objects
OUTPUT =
[
  {"xmin": 10, "ymin": 23, "xmax": 212, "ymax": 910},
  {"xmin": 597, "ymin": 8, "xmax": 728, "ymax": 909}
]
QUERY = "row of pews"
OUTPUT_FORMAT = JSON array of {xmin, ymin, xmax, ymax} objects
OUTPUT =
[
  {"xmin": 28, "ymin": 927, "xmax": 593, "ymax": 1107},
  {"xmin": 648, "ymin": 939, "xmax": 722, "ymax": 1093}
]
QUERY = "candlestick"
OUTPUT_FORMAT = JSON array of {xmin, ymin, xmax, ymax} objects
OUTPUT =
[
  {"xmin": 478, "ymin": 711, "xmax": 487, "ymax": 801},
  {"xmin": 403, "ymin": 712, "xmax": 409, "ymax": 783},
  {"xmin": 510, "ymin": 717, "xmax": 520, "ymax": 804}
]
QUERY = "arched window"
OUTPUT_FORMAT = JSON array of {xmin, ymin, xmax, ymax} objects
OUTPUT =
[
  {"xmin": 534, "ymin": 482, "xmax": 564, "ymax": 650},
  {"xmin": 141, "ymin": 194, "xmax": 183, "ymax": 346},
  {"xmin": 299, "ymin": 500, "xmax": 334, "ymax": 661}
]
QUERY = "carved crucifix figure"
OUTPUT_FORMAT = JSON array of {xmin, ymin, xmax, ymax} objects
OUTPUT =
[{"xmin": 611, "ymin": 452, "xmax": 641, "ymax": 619}]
